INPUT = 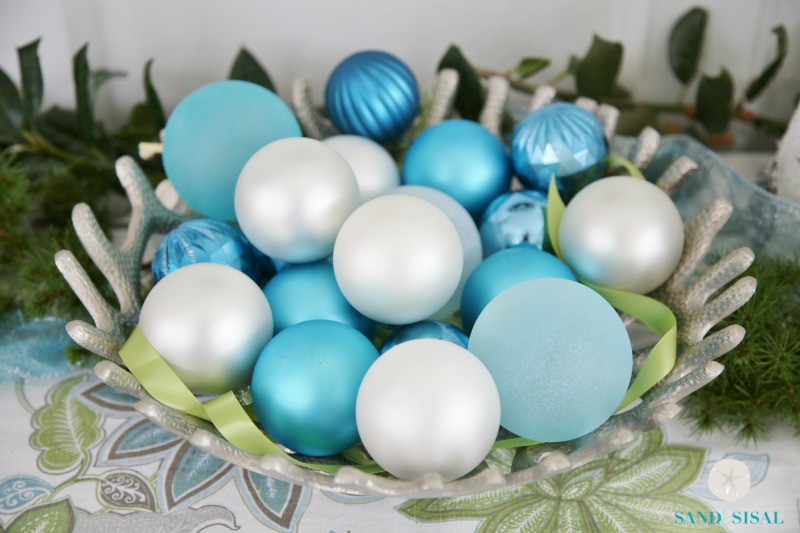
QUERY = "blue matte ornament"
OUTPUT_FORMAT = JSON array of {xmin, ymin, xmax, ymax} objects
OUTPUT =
[
  {"xmin": 511, "ymin": 103, "xmax": 608, "ymax": 200},
  {"xmin": 152, "ymin": 219, "xmax": 271, "ymax": 284},
  {"xmin": 325, "ymin": 51, "xmax": 419, "ymax": 144},
  {"xmin": 461, "ymin": 244, "xmax": 576, "ymax": 331},
  {"xmin": 262, "ymin": 261, "xmax": 375, "ymax": 338},
  {"xmin": 250, "ymin": 320, "xmax": 379, "ymax": 456},
  {"xmin": 379, "ymin": 320, "xmax": 468, "ymax": 354},
  {"xmin": 480, "ymin": 189, "xmax": 549, "ymax": 257},
  {"xmin": 402, "ymin": 119, "xmax": 511, "ymax": 218},
  {"xmin": 468, "ymin": 278, "xmax": 632, "ymax": 442},
  {"xmin": 163, "ymin": 80, "xmax": 301, "ymax": 221}
]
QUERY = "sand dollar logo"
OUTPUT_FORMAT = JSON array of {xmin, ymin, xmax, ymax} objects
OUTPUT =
[{"xmin": 708, "ymin": 458, "xmax": 750, "ymax": 501}]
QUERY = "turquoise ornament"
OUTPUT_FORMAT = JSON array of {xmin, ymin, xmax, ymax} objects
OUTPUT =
[
  {"xmin": 480, "ymin": 189, "xmax": 549, "ymax": 257},
  {"xmin": 461, "ymin": 244, "xmax": 576, "ymax": 331},
  {"xmin": 325, "ymin": 51, "xmax": 419, "ymax": 143},
  {"xmin": 152, "ymin": 219, "xmax": 269, "ymax": 284},
  {"xmin": 250, "ymin": 320, "xmax": 378, "ymax": 456},
  {"xmin": 163, "ymin": 80, "xmax": 301, "ymax": 221},
  {"xmin": 511, "ymin": 103, "xmax": 608, "ymax": 200},
  {"xmin": 262, "ymin": 261, "xmax": 375, "ymax": 338},
  {"xmin": 402, "ymin": 119, "xmax": 511, "ymax": 218},
  {"xmin": 468, "ymin": 278, "xmax": 632, "ymax": 442},
  {"xmin": 379, "ymin": 320, "xmax": 468, "ymax": 354}
]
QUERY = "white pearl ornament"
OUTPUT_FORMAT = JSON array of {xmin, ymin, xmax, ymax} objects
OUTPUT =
[{"xmin": 323, "ymin": 135, "xmax": 400, "ymax": 202}]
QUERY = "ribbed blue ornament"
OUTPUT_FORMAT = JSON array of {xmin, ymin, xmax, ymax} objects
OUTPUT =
[
  {"xmin": 511, "ymin": 103, "xmax": 608, "ymax": 199},
  {"xmin": 379, "ymin": 320, "xmax": 468, "ymax": 354},
  {"xmin": 152, "ymin": 219, "xmax": 267, "ymax": 284},
  {"xmin": 480, "ymin": 189, "xmax": 549, "ymax": 257},
  {"xmin": 325, "ymin": 51, "xmax": 419, "ymax": 144}
]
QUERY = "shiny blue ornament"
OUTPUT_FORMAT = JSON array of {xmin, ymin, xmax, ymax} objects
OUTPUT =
[
  {"xmin": 461, "ymin": 244, "xmax": 576, "ymax": 331},
  {"xmin": 468, "ymin": 278, "xmax": 632, "ymax": 442},
  {"xmin": 402, "ymin": 119, "xmax": 511, "ymax": 218},
  {"xmin": 152, "ymin": 219, "xmax": 269, "ymax": 284},
  {"xmin": 510, "ymin": 103, "xmax": 608, "ymax": 200},
  {"xmin": 480, "ymin": 189, "xmax": 549, "ymax": 257},
  {"xmin": 250, "ymin": 320, "xmax": 379, "ymax": 456},
  {"xmin": 379, "ymin": 320, "xmax": 468, "ymax": 354},
  {"xmin": 325, "ymin": 51, "xmax": 419, "ymax": 144},
  {"xmin": 163, "ymin": 80, "xmax": 302, "ymax": 221},
  {"xmin": 262, "ymin": 261, "xmax": 374, "ymax": 338}
]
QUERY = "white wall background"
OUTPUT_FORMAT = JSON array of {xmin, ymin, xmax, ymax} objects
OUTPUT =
[{"xmin": 1, "ymin": 0, "xmax": 799, "ymax": 129}]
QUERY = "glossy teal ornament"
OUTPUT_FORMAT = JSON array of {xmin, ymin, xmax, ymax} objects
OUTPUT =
[
  {"xmin": 479, "ymin": 189, "xmax": 549, "ymax": 257},
  {"xmin": 163, "ymin": 80, "xmax": 301, "ymax": 221},
  {"xmin": 325, "ymin": 51, "xmax": 419, "ymax": 143},
  {"xmin": 250, "ymin": 320, "xmax": 378, "ymax": 456},
  {"xmin": 468, "ymin": 278, "xmax": 632, "ymax": 443},
  {"xmin": 461, "ymin": 244, "xmax": 576, "ymax": 331},
  {"xmin": 379, "ymin": 320, "xmax": 468, "ymax": 354},
  {"xmin": 402, "ymin": 120, "xmax": 511, "ymax": 218},
  {"xmin": 511, "ymin": 103, "xmax": 608, "ymax": 200},
  {"xmin": 262, "ymin": 261, "xmax": 375, "ymax": 338}
]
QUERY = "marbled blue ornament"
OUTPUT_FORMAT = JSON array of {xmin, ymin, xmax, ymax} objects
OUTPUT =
[
  {"xmin": 511, "ymin": 103, "xmax": 608, "ymax": 199},
  {"xmin": 468, "ymin": 278, "xmax": 632, "ymax": 442},
  {"xmin": 163, "ymin": 80, "xmax": 301, "ymax": 220},
  {"xmin": 461, "ymin": 244, "xmax": 576, "ymax": 331},
  {"xmin": 379, "ymin": 320, "xmax": 468, "ymax": 354},
  {"xmin": 262, "ymin": 261, "xmax": 375, "ymax": 338},
  {"xmin": 250, "ymin": 320, "xmax": 379, "ymax": 456},
  {"xmin": 325, "ymin": 51, "xmax": 419, "ymax": 143},
  {"xmin": 152, "ymin": 219, "xmax": 269, "ymax": 284},
  {"xmin": 402, "ymin": 119, "xmax": 511, "ymax": 218},
  {"xmin": 480, "ymin": 189, "xmax": 549, "ymax": 257}
]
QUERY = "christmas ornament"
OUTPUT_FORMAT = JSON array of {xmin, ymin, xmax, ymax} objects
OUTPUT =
[
  {"xmin": 401, "ymin": 119, "xmax": 511, "ymax": 218},
  {"xmin": 162, "ymin": 80, "xmax": 301, "ymax": 221},
  {"xmin": 511, "ymin": 102, "xmax": 607, "ymax": 199},
  {"xmin": 151, "ymin": 218, "xmax": 265, "ymax": 284},
  {"xmin": 379, "ymin": 320, "xmax": 468, "ymax": 354},
  {"xmin": 460, "ymin": 244, "xmax": 576, "ymax": 331},
  {"xmin": 468, "ymin": 278, "xmax": 631, "ymax": 442},
  {"xmin": 385, "ymin": 185, "xmax": 482, "ymax": 319},
  {"xmin": 333, "ymin": 195, "xmax": 463, "ymax": 325},
  {"xmin": 138, "ymin": 263, "xmax": 273, "ymax": 395},
  {"xmin": 323, "ymin": 135, "xmax": 400, "ymax": 202},
  {"xmin": 559, "ymin": 176, "xmax": 684, "ymax": 294},
  {"xmin": 235, "ymin": 137, "xmax": 360, "ymax": 263},
  {"xmin": 325, "ymin": 50, "xmax": 419, "ymax": 143},
  {"xmin": 251, "ymin": 320, "xmax": 378, "ymax": 456},
  {"xmin": 356, "ymin": 339, "xmax": 500, "ymax": 481},
  {"xmin": 480, "ymin": 189, "xmax": 549, "ymax": 257},
  {"xmin": 262, "ymin": 260, "xmax": 375, "ymax": 338}
]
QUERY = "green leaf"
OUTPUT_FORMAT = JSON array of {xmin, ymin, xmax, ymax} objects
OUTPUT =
[
  {"xmin": 228, "ymin": 48, "xmax": 276, "ymax": 92},
  {"xmin": 511, "ymin": 57, "xmax": 550, "ymax": 79},
  {"xmin": 437, "ymin": 44, "xmax": 485, "ymax": 120},
  {"xmin": 0, "ymin": 67, "xmax": 24, "ymax": 130},
  {"xmin": 575, "ymin": 35, "xmax": 624, "ymax": 99},
  {"xmin": 745, "ymin": 25, "xmax": 788, "ymax": 102},
  {"xmin": 35, "ymin": 106, "xmax": 94, "ymax": 158},
  {"xmin": 568, "ymin": 55, "xmax": 582, "ymax": 75},
  {"xmin": 31, "ymin": 375, "xmax": 103, "ymax": 472},
  {"xmin": 17, "ymin": 38, "xmax": 44, "ymax": 123},
  {"xmin": 2, "ymin": 499, "xmax": 75, "ymax": 533},
  {"xmin": 668, "ymin": 7, "xmax": 708, "ymax": 85},
  {"xmin": 92, "ymin": 68, "xmax": 126, "ymax": 101},
  {"xmin": 696, "ymin": 68, "xmax": 734, "ymax": 133},
  {"xmin": 73, "ymin": 44, "xmax": 94, "ymax": 144},
  {"xmin": 144, "ymin": 59, "xmax": 166, "ymax": 131}
]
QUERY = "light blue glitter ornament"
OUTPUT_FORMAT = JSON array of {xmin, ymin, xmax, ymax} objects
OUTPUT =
[
  {"xmin": 152, "ymin": 219, "xmax": 269, "ymax": 284},
  {"xmin": 461, "ymin": 244, "xmax": 576, "ymax": 331},
  {"xmin": 325, "ymin": 51, "xmax": 419, "ymax": 144},
  {"xmin": 379, "ymin": 320, "xmax": 468, "ymax": 354},
  {"xmin": 402, "ymin": 119, "xmax": 511, "ymax": 218},
  {"xmin": 480, "ymin": 189, "xmax": 549, "ymax": 257},
  {"xmin": 262, "ymin": 261, "xmax": 375, "ymax": 338},
  {"xmin": 163, "ymin": 80, "xmax": 301, "ymax": 221},
  {"xmin": 468, "ymin": 278, "xmax": 632, "ymax": 442},
  {"xmin": 250, "ymin": 320, "xmax": 379, "ymax": 456},
  {"xmin": 511, "ymin": 103, "xmax": 608, "ymax": 200}
]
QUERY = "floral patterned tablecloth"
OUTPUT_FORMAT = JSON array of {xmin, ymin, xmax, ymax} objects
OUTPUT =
[{"xmin": 0, "ymin": 315, "xmax": 799, "ymax": 532}]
